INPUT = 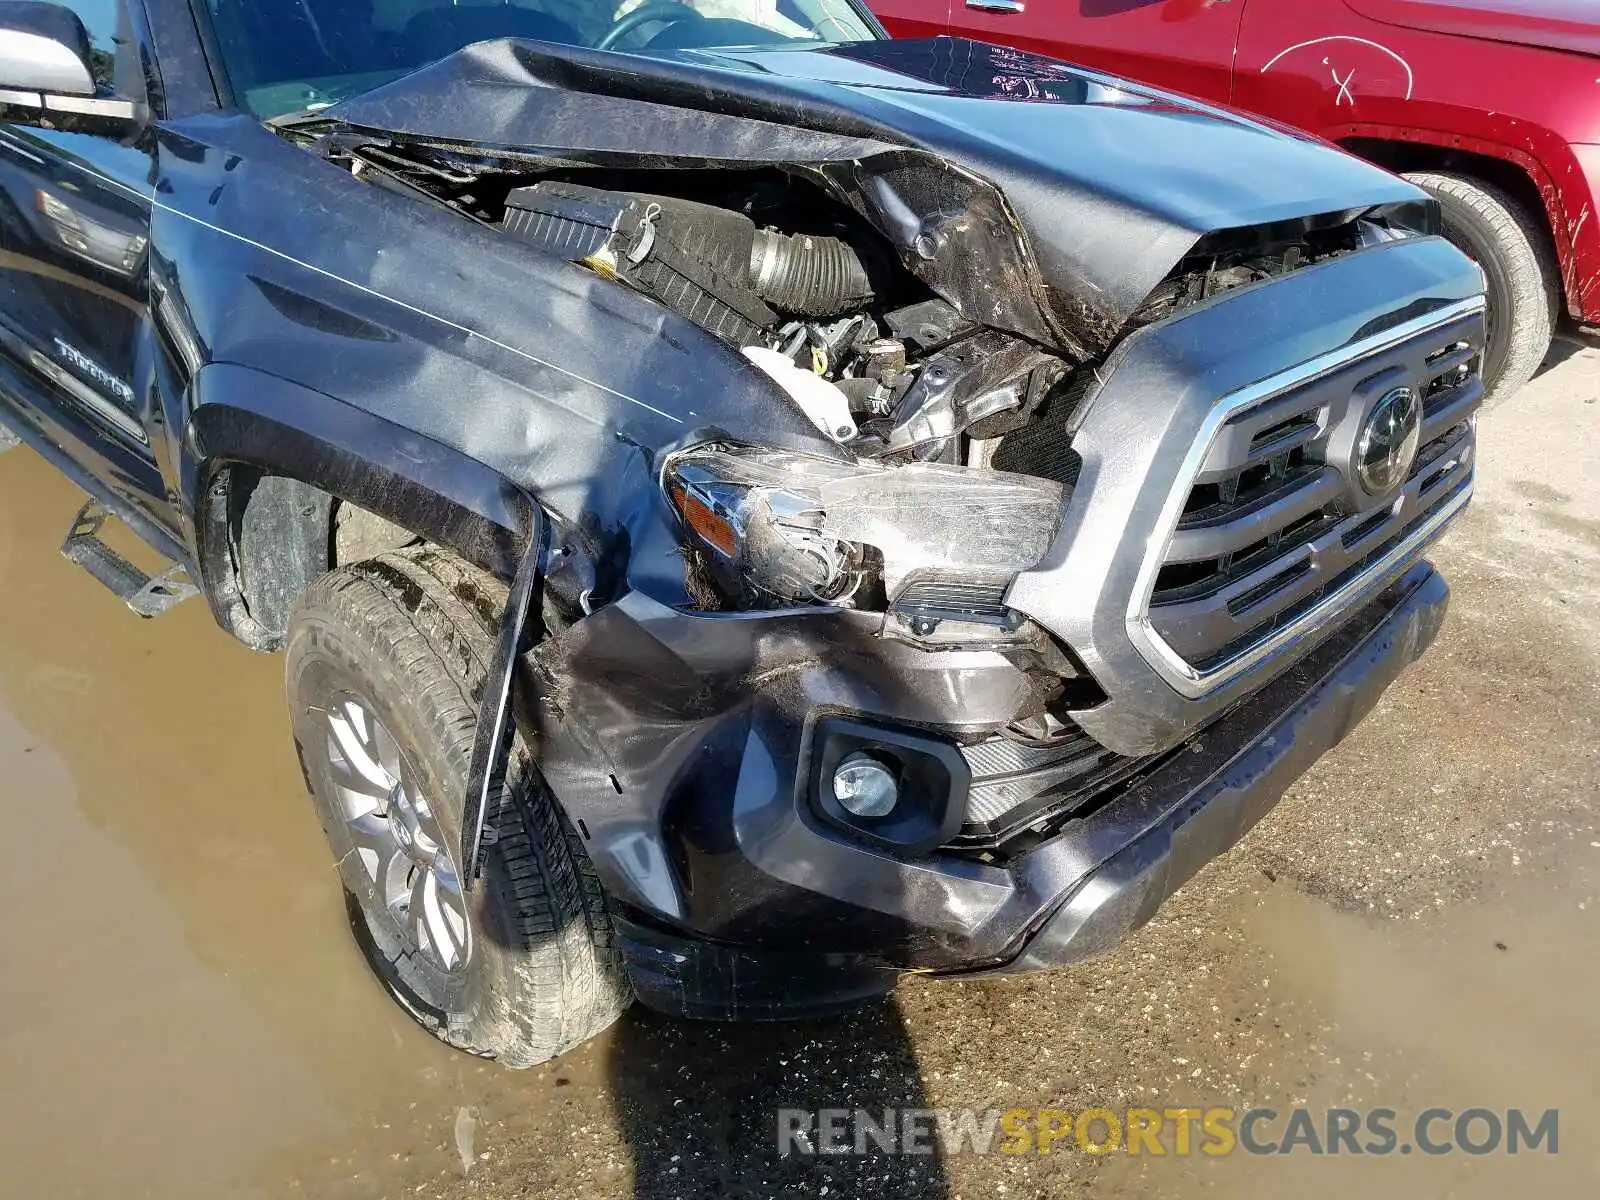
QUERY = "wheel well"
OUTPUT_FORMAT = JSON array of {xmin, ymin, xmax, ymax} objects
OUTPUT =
[
  {"xmin": 1341, "ymin": 138, "xmax": 1565, "ymax": 303},
  {"xmin": 199, "ymin": 465, "xmax": 421, "ymax": 651}
]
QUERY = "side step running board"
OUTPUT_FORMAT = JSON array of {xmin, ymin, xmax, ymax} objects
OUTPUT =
[{"xmin": 61, "ymin": 500, "xmax": 199, "ymax": 618}]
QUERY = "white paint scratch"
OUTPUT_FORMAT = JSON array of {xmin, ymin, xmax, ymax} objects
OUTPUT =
[{"xmin": 1261, "ymin": 36, "xmax": 1415, "ymax": 100}]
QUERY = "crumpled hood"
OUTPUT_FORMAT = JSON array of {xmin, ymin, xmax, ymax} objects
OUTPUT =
[
  {"xmin": 320, "ymin": 36, "xmax": 1423, "ymax": 355},
  {"xmin": 1346, "ymin": 0, "xmax": 1600, "ymax": 58}
]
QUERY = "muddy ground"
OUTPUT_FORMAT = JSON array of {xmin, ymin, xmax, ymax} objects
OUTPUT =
[{"xmin": 0, "ymin": 346, "xmax": 1594, "ymax": 1199}]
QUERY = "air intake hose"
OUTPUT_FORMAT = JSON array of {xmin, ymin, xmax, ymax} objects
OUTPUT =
[{"xmin": 749, "ymin": 229, "xmax": 877, "ymax": 318}]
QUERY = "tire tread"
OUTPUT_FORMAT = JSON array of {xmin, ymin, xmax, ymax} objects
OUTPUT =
[
  {"xmin": 291, "ymin": 546, "xmax": 629, "ymax": 1067},
  {"xmin": 1405, "ymin": 170, "xmax": 1558, "ymax": 407}
]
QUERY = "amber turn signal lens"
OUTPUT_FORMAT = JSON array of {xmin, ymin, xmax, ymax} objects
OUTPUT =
[{"xmin": 670, "ymin": 483, "xmax": 738, "ymax": 558}]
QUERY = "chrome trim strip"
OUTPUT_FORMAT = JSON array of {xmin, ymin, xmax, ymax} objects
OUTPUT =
[
  {"xmin": 44, "ymin": 95, "xmax": 139, "ymax": 120},
  {"xmin": 1126, "ymin": 296, "xmax": 1485, "ymax": 699}
]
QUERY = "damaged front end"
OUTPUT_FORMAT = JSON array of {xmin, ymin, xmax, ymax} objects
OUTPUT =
[
  {"xmin": 278, "ymin": 36, "xmax": 1484, "ymax": 1001},
  {"xmin": 298, "ymin": 36, "xmax": 1442, "ymax": 633}
]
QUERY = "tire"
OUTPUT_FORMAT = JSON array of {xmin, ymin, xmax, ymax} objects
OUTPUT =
[
  {"xmin": 285, "ymin": 546, "xmax": 631, "ymax": 1067},
  {"xmin": 1404, "ymin": 171, "xmax": 1559, "ymax": 408}
]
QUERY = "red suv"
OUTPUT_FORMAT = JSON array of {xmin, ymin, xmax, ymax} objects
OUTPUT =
[{"xmin": 874, "ymin": 0, "xmax": 1600, "ymax": 404}]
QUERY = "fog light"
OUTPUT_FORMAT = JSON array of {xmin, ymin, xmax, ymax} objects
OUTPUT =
[{"xmin": 832, "ymin": 753, "xmax": 900, "ymax": 818}]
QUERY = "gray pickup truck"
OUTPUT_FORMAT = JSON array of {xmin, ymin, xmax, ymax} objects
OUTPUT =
[{"xmin": 0, "ymin": 0, "xmax": 1481, "ymax": 1067}]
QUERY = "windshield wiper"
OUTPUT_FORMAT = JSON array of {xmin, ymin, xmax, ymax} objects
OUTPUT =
[{"xmin": 264, "ymin": 102, "xmax": 336, "ymax": 131}]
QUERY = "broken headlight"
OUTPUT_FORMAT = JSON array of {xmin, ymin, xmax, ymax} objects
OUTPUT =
[{"xmin": 663, "ymin": 445, "xmax": 1064, "ymax": 610}]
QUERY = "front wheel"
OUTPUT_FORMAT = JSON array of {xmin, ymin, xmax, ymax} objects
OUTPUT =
[
  {"xmin": 1405, "ymin": 171, "xmax": 1559, "ymax": 408},
  {"xmin": 285, "ymin": 547, "xmax": 631, "ymax": 1067}
]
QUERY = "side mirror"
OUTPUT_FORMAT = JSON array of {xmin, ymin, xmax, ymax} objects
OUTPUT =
[
  {"xmin": 0, "ymin": 1, "xmax": 140, "ymax": 127},
  {"xmin": 0, "ymin": 1, "xmax": 96, "ymax": 96}
]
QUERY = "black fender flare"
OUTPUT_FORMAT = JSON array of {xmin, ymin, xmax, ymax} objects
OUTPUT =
[{"xmin": 183, "ymin": 362, "xmax": 541, "ymax": 646}]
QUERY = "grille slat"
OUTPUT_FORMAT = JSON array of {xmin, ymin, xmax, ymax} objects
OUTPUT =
[
  {"xmin": 1152, "ymin": 457, "xmax": 1472, "ymax": 663},
  {"xmin": 1195, "ymin": 476, "xmax": 1469, "ymax": 671},
  {"xmin": 1167, "ymin": 465, "xmax": 1342, "ymax": 564},
  {"xmin": 1419, "ymin": 385, "xmax": 1479, "ymax": 442},
  {"xmin": 1197, "ymin": 398, "xmax": 1325, "ymax": 484},
  {"xmin": 1424, "ymin": 340, "xmax": 1477, "ymax": 376}
]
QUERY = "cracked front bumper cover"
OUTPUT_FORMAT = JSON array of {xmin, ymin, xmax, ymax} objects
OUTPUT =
[{"xmin": 541, "ymin": 562, "xmax": 1448, "ymax": 1017}]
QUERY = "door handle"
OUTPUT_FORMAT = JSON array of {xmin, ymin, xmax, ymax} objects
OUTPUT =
[{"xmin": 966, "ymin": 0, "xmax": 1026, "ymax": 12}]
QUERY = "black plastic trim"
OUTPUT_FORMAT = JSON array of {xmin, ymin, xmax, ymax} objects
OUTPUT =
[
  {"xmin": 808, "ymin": 716, "xmax": 971, "ymax": 858},
  {"xmin": 614, "ymin": 909, "xmax": 898, "ymax": 1020}
]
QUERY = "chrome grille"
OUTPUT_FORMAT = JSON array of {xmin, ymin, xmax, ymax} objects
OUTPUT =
[{"xmin": 1132, "ymin": 300, "xmax": 1484, "ymax": 696}]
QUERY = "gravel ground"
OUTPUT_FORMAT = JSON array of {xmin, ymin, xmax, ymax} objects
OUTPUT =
[{"xmin": 0, "ymin": 347, "xmax": 1593, "ymax": 1200}]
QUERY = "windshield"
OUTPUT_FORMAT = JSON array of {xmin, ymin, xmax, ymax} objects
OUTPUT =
[{"xmin": 204, "ymin": 0, "xmax": 879, "ymax": 118}]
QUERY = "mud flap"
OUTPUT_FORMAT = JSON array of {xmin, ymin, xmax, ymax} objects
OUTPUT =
[{"xmin": 461, "ymin": 504, "xmax": 549, "ymax": 888}]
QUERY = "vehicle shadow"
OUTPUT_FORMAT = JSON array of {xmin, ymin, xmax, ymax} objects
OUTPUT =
[
  {"xmin": 604, "ymin": 997, "xmax": 949, "ymax": 1199},
  {"xmin": 517, "ymin": 588, "xmax": 956, "ymax": 1196},
  {"xmin": 1536, "ymin": 332, "xmax": 1584, "ymax": 380}
]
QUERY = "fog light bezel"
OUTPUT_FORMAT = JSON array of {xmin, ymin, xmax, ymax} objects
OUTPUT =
[{"xmin": 808, "ymin": 716, "xmax": 970, "ymax": 857}]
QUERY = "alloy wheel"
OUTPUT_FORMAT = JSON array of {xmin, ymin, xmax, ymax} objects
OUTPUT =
[{"xmin": 324, "ymin": 696, "xmax": 471, "ymax": 972}]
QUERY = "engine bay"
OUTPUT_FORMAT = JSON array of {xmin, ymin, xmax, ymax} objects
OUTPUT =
[{"xmin": 335, "ymin": 142, "xmax": 1412, "ymax": 470}]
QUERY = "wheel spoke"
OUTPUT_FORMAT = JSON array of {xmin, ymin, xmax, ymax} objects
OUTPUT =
[
  {"xmin": 435, "ymin": 881, "xmax": 469, "ymax": 966},
  {"xmin": 335, "ymin": 813, "xmax": 391, "ymax": 889},
  {"xmin": 328, "ymin": 745, "xmax": 387, "ymax": 817},
  {"xmin": 328, "ymin": 708, "xmax": 392, "ymax": 792},
  {"xmin": 417, "ymin": 868, "xmax": 466, "ymax": 971},
  {"xmin": 346, "ymin": 811, "xmax": 392, "ymax": 856},
  {"xmin": 342, "ymin": 699, "xmax": 368, "ymax": 744},
  {"xmin": 326, "ymin": 726, "xmax": 386, "ymax": 787},
  {"xmin": 379, "ymin": 846, "xmax": 413, "ymax": 909},
  {"xmin": 334, "ymin": 782, "xmax": 383, "ymax": 822},
  {"xmin": 373, "ymin": 723, "xmax": 405, "ymax": 795},
  {"xmin": 406, "ymin": 867, "xmax": 436, "ymax": 963},
  {"xmin": 429, "ymin": 853, "xmax": 462, "ymax": 898}
]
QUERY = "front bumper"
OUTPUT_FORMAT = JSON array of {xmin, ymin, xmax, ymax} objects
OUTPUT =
[
  {"xmin": 532, "ymin": 561, "xmax": 1448, "ymax": 1018},
  {"xmin": 993, "ymin": 562, "xmax": 1447, "ymax": 973}
]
